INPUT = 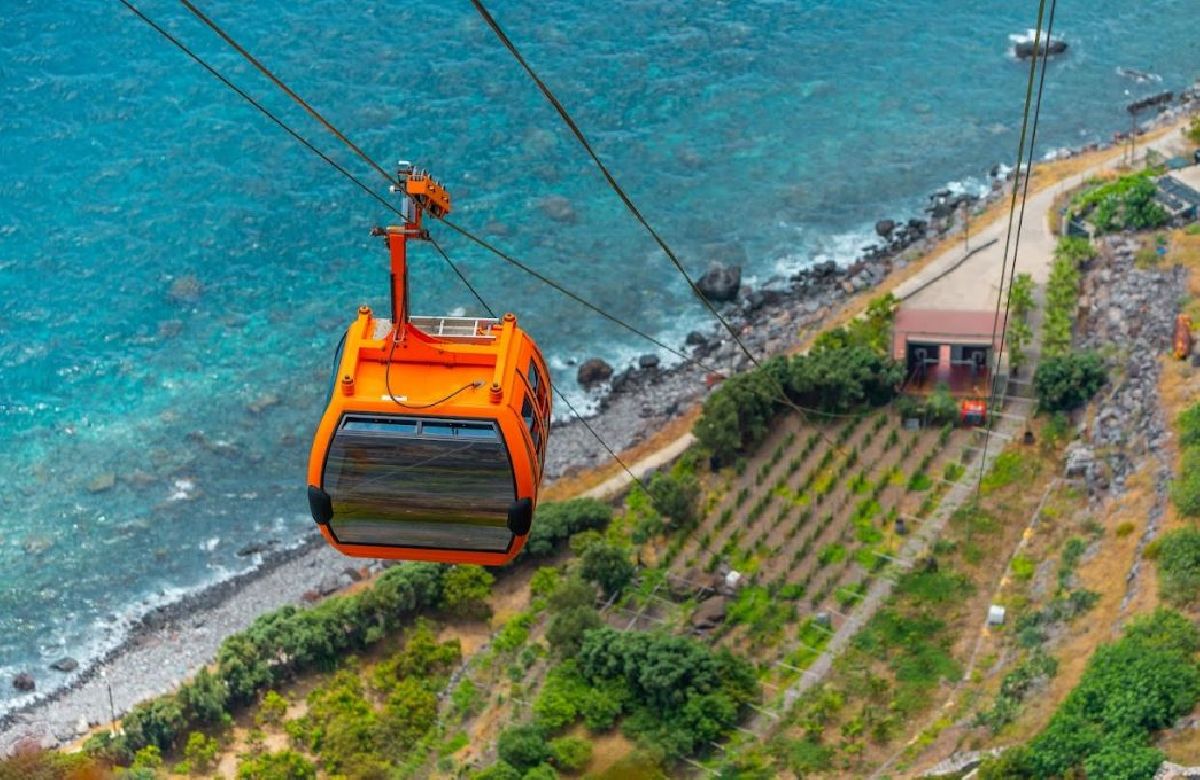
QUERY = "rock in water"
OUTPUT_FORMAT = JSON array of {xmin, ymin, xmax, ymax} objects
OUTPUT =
[
  {"xmin": 698, "ymin": 262, "xmax": 742, "ymax": 302},
  {"xmin": 875, "ymin": 219, "xmax": 896, "ymax": 238},
  {"xmin": 167, "ymin": 274, "xmax": 203, "ymax": 304},
  {"xmin": 638, "ymin": 354, "xmax": 661, "ymax": 370},
  {"xmin": 50, "ymin": 657, "xmax": 79, "ymax": 673},
  {"xmin": 685, "ymin": 330, "xmax": 708, "ymax": 347},
  {"xmin": 1014, "ymin": 38, "xmax": 1068, "ymax": 59},
  {"xmin": 12, "ymin": 673, "xmax": 35, "ymax": 692},
  {"xmin": 576, "ymin": 358, "xmax": 614, "ymax": 387},
  {"xmin": 538, "ymin": 195, "xmax": 577, "ymax": 224}
]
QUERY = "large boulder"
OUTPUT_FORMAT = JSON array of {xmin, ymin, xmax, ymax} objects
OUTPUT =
[
  {"xmin": 12, "ymin": 673, "xmax": 35, "ymax": 692},
  {"xmin": 691, "ymin": 596, "xmax": 727, "ymax": 631},
  {"xmin": 698, "ymin": 263, "xmax": 742, "ymax": 302},
  {"xmin": 875, "ymin": 219, "xmax": 896, "ymax": 238},
  {"xmin": 576, "ymin": 358, "xmax": 614, "ymax": 387},
  {"xmin": 1014, "ymin": 38, "xmax": 1068, "ymax": 59},
  {"xmin": 49, "ymin": 657, "xmax": 79, "ymax": 673},
  {"xmin": 637, "ymin": 354, "xmax": 661, "ymax": 371}
]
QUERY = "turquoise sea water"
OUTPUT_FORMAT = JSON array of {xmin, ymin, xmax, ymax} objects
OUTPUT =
[{"xmin": 1, "ymin": 0, "xmax": 1198, "ymax": 709}]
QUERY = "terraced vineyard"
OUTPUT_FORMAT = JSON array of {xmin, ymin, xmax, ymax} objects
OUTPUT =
[{"xmin": 665, "ymin": 409, "xmax": 971, "ymax": 664}]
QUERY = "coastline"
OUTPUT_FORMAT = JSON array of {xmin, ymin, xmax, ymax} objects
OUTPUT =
[{"xmin": 3, "ymin": 95, "xmax": 1197, "ymax": 757}]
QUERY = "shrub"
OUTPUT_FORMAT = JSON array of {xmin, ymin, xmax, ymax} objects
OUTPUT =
[
  {"xmin": 549, "ymin": 735, "xmax": 593, "ymax": 772},
  {"xmin": 236, "ymin": 749, "xmax": 317, "ymax": 780},
  {"xmin": 471, "ymin": 763, "xmax": 523, "ymax": 780},
  {"xmin": 577, "ymin": 628, "xmax": 758, "ymax": 759},
  {"xmin": 255, "ymin": 691, "xmax": 288, "ymax": 728},
  {"xmin": 1179, "ymin": 403, "xmax": 1200, "ymax": 447},
  {"xmin": 647, "ymin": 470, "xmax": 701, "ymax": 529},
  {"xmin": 580, "ymin": 542, "xmax": 635, "ymax": 597},
  {"xmin": 182, "ymin": 731, "xmax": 219, "ymax": 773},
  {"xmin": 497, "ymin": 724, "xmax": 551, "ymax": 771},
  {"xmin": 986, "ymin": 609, "xmax": 1200, "ymax": 778},
  {"xmin": 524, "ymin": 499, "xmax": 613, "ymax": 558},
  {"xmin": 1034, "ymin": 351, "xmax": 1106, "ymax": 411},
  {"xmin": 442, "ymin": 565, "xmax": 495, "ymax": 617},
  {"xmin": 696, "ymin": 347, "xmax": 902, "ymax": 462},
  {"xmin": 1156, "ymin": 527, "xmax": 1200, "ymax": 605},
  {"xmin": 1173, "ymin": 449, "xmax": 1200, "ymax": 517}
]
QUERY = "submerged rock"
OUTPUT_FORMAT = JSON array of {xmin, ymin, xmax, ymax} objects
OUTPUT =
[
  {"xmin": 538, "ymin": 195, "xmax": 577, "ymax": 224},
  {"xmin": 167, "ymin": 275, "xmax": 203, "ymax": 304},
  {"xmin": 576, "ymin": 358, "xmax": 613, "ymax": 387},
  {"xmin": 49, "ymin": 657, "xmax": 78, "ymax": 673},
  {"xmin": 87, "ymin": 472, "xmax": 116, "ymax": 493}
]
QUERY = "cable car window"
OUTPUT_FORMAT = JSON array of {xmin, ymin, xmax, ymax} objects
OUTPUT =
[
  {"xmin": 344, "ymin": 418, "xmax": 417, "ymax": 435},
  {"xmin": 521, "ymin": 395, "xmax": 535, "ymax": 430},
  {"xmin": 531, "ymin": 417, "xmax": 544, "ymax": 459},
  {"xmin": 323, "ymin": 414, "xmax": 516, "ymax": 553},
  {"xmin": 529, "ymin": 359, "xmax": 548, "ymax": 409}
]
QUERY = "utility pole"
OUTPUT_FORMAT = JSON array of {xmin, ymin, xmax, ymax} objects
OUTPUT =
[{"xmin": 962, "ymin": 198, "xmax": 971, "ymax": 253}]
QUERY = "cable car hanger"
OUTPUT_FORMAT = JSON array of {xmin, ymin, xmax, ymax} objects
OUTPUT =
[{"xmin": 306, "ymin": 165, "xmax": 552, "ymax": 565}]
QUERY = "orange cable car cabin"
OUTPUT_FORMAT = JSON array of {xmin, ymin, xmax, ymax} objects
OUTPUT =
[{"xmin": 307, "ymin": 164, "xmax": 551, "ymax": 565}]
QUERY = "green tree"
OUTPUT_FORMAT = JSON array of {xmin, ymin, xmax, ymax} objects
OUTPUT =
[
  {"xmin": 1009, "ymin": 273, "xmax": 1035, "ymax": 320},
  {"xmin": 1173, "ymin": 449, "xmax": 1200, "ymax": 517},
  {"xmin": 580, "ymin": 543, "xmax": 636, "ymax": 597},
  {"xmin": 182, "ymin": 731, "xmax": 219, "ymax": 773},
  {"xmin": 549, "ymin": 735, "xmax": 593, "ymax": 772},
  {"xmin": 1007, "ymin": 318, "xmax": 1033, "ymax": 376},
  {"xmin": 647, "ymin": 471, "xmax": 701, "ymax": 530},
  {"xmin": 441, "ymin": 565, "xmax": 494, "ymax": 617},
  {"xmin": 255, "ymin": 690, "xmax": 288, "ymax": 728},
  {"xmin": 236, "ymin": 750, "xmax": 317, "ymax": 780},
  {"xmin": 1034, "ymin": 351, "xmax": 1106, "ymax": 411},
  {"xmin": 529, "ymin": 566, "xmax": 562, "ymax": 598},
  {"xmin": 546, "ymin": 606, "xmax": 602, "ymax": 658},
  {"xmin": 497, "ymin": 724, "xmax": 550, "ymax": 771},
  {"xmin": 925, "ymin": 384, "xmax": 958, "ymax": 424},
  {"xmin": 523, "ymin": 499, "xmax": 613, "ymax": 558},
  {"xmin": 381, "ymin": 677, "xmax": 438, "ymax": 748},
  {"xmin": 130, "ymin": 744, "xmax": 163, "ymax": 771},
  {"xmin": 470, "ymin": 762, "xmax": 522, "ymax": 780}
]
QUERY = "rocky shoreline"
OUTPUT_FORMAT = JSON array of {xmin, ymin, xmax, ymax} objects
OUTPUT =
[{"xmin": 5, "ymin": 84, "xmax": 1199, "ymax": 757}]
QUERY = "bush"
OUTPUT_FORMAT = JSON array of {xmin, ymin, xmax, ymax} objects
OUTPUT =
[
  {"xmin": 255, "ymin": 691, "xmax": 288, "ymax": 728},
  {"xmin": 1173, "ymin": 449, "xmax": 1200, "ymax": 517},
  {"xmin": 580, "ymin": 543, "xmax": 635, "ymax": 598},
  {"xmin": 647, "ymin": 470, "xmax": 701, "ymax": 530},
  {"xmin": 182, "ymin": 731, "xmax": 219, "ymax": 773},
  {"xmin": 1179, "ymin": 403, "xmax": 1200, "ymax": 447},
  {"xmin": 236, "ymin": 750, "xmax": 317, "ymax": 780},
  {"xmin": 497, "ymin": 724, "xmax": 551, "ymax": 771},
  {"xmin": 577, "ymin": 628, "xmax": 759, "ymax": 759},
  {"xmin": 442, "ymin": 565, "xmax": 495, "ymax": 617},
  {"xmin": 1156, "ymin": 527, "xmax": 1200, "ymax": 604},
  {"xmin": 471, "ymin": 763, "xmax": 523, "ymax": 780},
  {"xmin": 524, "ymin": 499, "xmax": 613, "ymax": 558},
  {"xmin": 1034, "ymin": 351, "xmax": 1106, "ymax": 411},
  {"xmin": 695, "ymin": 346, "xmax": 903, "ymax": 462},
  {"xmin": 986, "ymin": 609, "xmax": 1200, "ymax": 778},
  {"xmin": 549, "ymin": 735, "xmax": 593, "ymax": 771}
]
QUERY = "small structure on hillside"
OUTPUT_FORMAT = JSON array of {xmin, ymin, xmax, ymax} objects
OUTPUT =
[
  {"xmin": 893, "ymin": 307, "xmax": 1003, "ymax": 398},
  {"xmin": 1156, "ymin": 170, "xmax": 1200, "ymax": 225}
]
